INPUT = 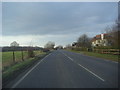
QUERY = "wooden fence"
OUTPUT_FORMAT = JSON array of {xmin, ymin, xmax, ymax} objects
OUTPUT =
[{"xmin": 93, "ymin": 49, "xmax": 120, "ymax": 55}]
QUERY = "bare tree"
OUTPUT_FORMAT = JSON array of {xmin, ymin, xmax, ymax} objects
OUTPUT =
[
  {"xmin": 56, "ymin": 45, "xmax": 63, "ymax": 49},
  {"xmin": 104, "ymin": 20, "xmax": 119, "ymax": 48},
  {"xmin": 44, "ymin": 41, "xmax": 55, "ymax": 49},
  {"xmin": 77, "ymin": 34, "xmax": 91, "ymax": 48},
  {"xmin": 10, "ymin": 41, "xmax": 19, "ymax": 47}
]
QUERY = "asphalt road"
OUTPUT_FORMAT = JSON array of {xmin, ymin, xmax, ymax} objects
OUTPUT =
[{"xmin": 9, "ymin": 50, "xmax": 118, "ymax": 88}]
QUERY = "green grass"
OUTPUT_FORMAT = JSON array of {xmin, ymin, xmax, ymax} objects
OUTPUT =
[
  {"xmin": 2, "ymin": 51, "xmax": 28, "ymax": 69},
  {"xmin": 2, "ymin": 51, "xmax": 28, "ymax": 63},
  {"xmin": 2, "ymin": 50, "xmax": 46, "ymax": 69},
  {"xmin": 34, "ymin": 50, "xmax": 46, "ymax": 56},
  {"xmin": 2, "ymin": 52, "xmax": 13, "ymax": 63},
  {"xmin": 68, "ymin": 49, "xmax": 119, "ymax": 62},
  {"xmin": 15, "ymin": 51, "xmax": 28, "ymax": 62}
]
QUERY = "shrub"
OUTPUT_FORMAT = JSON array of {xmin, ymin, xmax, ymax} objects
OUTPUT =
[{"xmin": 28, "ymin": 50, "xmax": 35, "ymax": 58}]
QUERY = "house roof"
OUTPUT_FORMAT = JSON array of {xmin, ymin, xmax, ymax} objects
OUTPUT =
[
  {"xmin": 91, "ymin": 33, "xmax": 110, "ymax": 42},
  {"xmin": 96, "ymin": 35, "xmax": 101, "ymax": 39}
]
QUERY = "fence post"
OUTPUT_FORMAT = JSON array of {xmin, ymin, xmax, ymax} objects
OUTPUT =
[
  {"xmin": 21, "ymin": 48, "xmax": 24, "ymax": 61},
  {"xmin": 12, "ymin": 47, "xmax": 15, "ymax": 63}
]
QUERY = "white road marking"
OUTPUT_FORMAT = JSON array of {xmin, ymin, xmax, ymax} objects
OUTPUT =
[
  {"xmin": 67, "ymin": 56, "xmax": 74, "ymax": 61},
  {"xmin": 61, "ymin": 52, "xmax": 105, "ymax": 82},
  {"xmin": 62, "ymin": 52, "xmax": 73, "ymax": 61},
  {"xmin": 77, "ymin": 63, "xmax": 105, "ymax": 81},
  {"xmin": 11, "ymin": 53, "xmax": 51, "ymax": 88}
]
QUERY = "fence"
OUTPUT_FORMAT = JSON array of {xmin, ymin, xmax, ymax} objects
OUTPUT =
[
  {"xmin": 93, "ymin": 49, "xmax": 120, "ymax": 55},
  {"xmin": 2, "ymin": 50, "xmax": 42, "ymax": 71}
]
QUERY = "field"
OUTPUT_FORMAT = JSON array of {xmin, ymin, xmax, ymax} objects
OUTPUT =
[
  {"xmin": 2, "ymin": 50, "xmax": 46, "ymax": 70},
  {"xmin": 68, "ymin": 49, "xmax": 119, "ymax": 62}
]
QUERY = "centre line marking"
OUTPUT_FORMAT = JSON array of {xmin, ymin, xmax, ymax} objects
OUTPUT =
[
  {"xmin": 61, "ymin": 52, "xmax": 105, "ymax": 82},
  {"xmin": 11, "ymin": 53, "xmax": 52, "ymax": 88}
]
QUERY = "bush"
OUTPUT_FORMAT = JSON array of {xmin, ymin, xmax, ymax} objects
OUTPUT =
[
  {"xmin": 28, "ymin": 50, "xmax": 35, "ymax": 58},
  {"xmin": 87, "ymin": 48, "xmax": 93, "ymax": 52}
]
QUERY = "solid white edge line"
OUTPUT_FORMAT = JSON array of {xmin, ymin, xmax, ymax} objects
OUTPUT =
[
  {"xmin": 11, "ymin": 53, "xmax": 51, "ymax": 88},
  {"xmin": 61, "ymin": 52, "xmax": 105, "ymax": 82}
]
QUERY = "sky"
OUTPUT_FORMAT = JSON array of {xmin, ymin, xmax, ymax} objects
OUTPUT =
[{"xmin": 1, "ymin": 2, "xmax": 118, "ymax": 47}]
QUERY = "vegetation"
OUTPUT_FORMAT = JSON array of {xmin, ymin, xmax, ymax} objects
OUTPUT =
[
  {"xmin": 28, "ymin": 50, "xmax": 35, "ymax": 58},
  {"xmin": 68, "ymin": 49, "xmax": 118, "ymax": 62},
  {"xmin": 77, "ymin": 34, "xmax": 91, "ymax": 48},
  {"xmin": 2, "ymin": 50, "xmax": 46, "ymax": 70},
  {"xmin": 44, "ymin": 41, "xmax": 55, "ymax": 49},
  {"xmin": 2, "ymin": 51, "xmax": 28, "ymax": 66},
  {"xmin": 3, "ymin": 58, "xmax": 35, "ymax": 79},
  {"xmin": 104, "ymin": 20, "xmax": 119, "ymax": 49},
  {"xmin": 94, "ymin": 46, "xmax": 119, "ymax": 49}
]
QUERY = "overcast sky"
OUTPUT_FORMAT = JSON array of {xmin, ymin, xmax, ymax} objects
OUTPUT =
[{"xmin": 1, "ymin": 2, "xmax": 118, "ymax": 47}]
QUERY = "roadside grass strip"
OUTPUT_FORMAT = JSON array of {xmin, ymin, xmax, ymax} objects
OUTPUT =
[{"xmin": 68, "ymin": 50, "xmax": 118, "ymax": 63}]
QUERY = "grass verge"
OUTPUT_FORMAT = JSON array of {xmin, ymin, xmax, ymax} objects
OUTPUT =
[
  {"xmin": 68, "ymin": 49, "xmax": 119, "ymax": 62},
  {"xmin": 2, "ymin": 50, "xmax": 46, "ymax": 70}
]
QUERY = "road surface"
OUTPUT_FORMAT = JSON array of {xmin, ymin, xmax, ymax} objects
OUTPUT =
[{"xmin": 8, "ymin": 50, "xmax": 118, "ymax": 88}]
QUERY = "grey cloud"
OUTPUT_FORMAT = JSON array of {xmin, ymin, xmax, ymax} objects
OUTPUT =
[{"xmin": 2, "ymin": 2, "xmax": 117, "ymax": 36}]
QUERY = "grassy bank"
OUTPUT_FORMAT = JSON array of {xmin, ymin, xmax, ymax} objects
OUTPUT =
[
  {"xmin": 3, "ymin": 57, "xmax": 35, "ymax": 79},
  {"xmin": 68, "ymin": 49, "xmax": 118, "ymax": 62}
]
